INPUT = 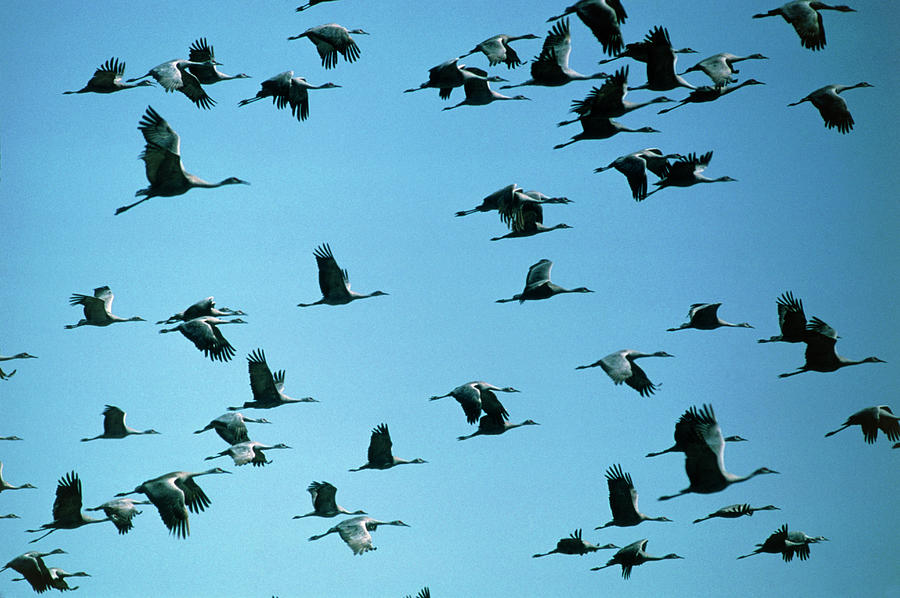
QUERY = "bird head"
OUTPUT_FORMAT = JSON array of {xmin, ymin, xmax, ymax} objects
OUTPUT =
[
  {"xmin": 754, "ymin": 467, "xmax": 779, "ymax": 476},
  {"xmin": 410, "ymin": 458, "xmax": 427, "ymax": 464},
  {"xmin": 143, "ymin": 429, "xmax": 161, "ymax": 435},
  {"xmin": 519, "ymin": 34, "xmax": 540, "ymax": 40},
  {"xmin": 500, "ymin": 387, "xmax": 520, "ymax": 393},
  {"xmin": 271, "ymin": 443, "xmax": 292, "ymax": 449},
  {"xmin": 320, "ymin": 82, "xmax": 342, "ymax": 89},
  {"xmin": 724, "ymin": 435, "xmax": 748, "ymax": 442},
  {"xmin": 350, "ymin": 29, "xmax": 370, "ymax": 35},
  {"xmin": 742, "ymin": 79, "xmax": 766, "ymax": 86},
  {"xmin": 205, "ymin": 467, "xmax": 232, "ymax": 475},
  {"xmin": 20, "ymin": 483, "xmax": 37, "ymax": 489},
  {"xmin": 864, "ymin": 356, "xmax": 886, "ymax": 364},
  {"xmin": 572, "ymin": 287, "xmax": 594, "ymax": 294},
  {"xmin": 653, "ymin": 351, "xmax": 674, "ymax": 358},
  {"xmin": 663, "ymin": 553, "xmax": 685, "ymax": 560},
  {"xmin": 233, "ymin": 73, "xmax": 251, "ymax": 79},
  {"xmin": 129, "ymin": 316, "xmax": 147, "ymax": 322},
  {"xmin": 736, "ymin": 322, "xmax": 754, "ymax": 328},
  {"xmin": 223, "ymin": 177, "xmax": 250, "ymax": 186},
  {"xmin": 653, "ymin": 96, "xmax": 676, "ymax": 103},
  {"xmin": 511, "ymin": 95, "xmax": 531, "ymax": 101},
  {"xmin": 521, "ymin": 419, "xmax": 540, "ymax": 426},
  {"xmin": 487, "ymin": 75, "xmax": 509, "ymax": 83},
  {"xmin": 748, "ymin": 54, "xmax": 768, "ymax": 60},
  {"xmin": 369, "ymin": 291, "xmax": 389, "ymax": 297},
  {"xmin": 136, "ymin": 80, "xmax": 156, "ymax": 87},
  {"xmin": 638, "ymin": 127, "xmax": 660, "ymax": 133},
  {"xmin": 15, "ymin": 353, "xmax": 38, "ymax": 359}
]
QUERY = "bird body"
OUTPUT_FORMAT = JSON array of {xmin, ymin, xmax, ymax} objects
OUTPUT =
[
  {"xmin": 293, "ymin": 481, "xmax": 367, "ymax": 519},
  {"xmin": 81, "ymin": 405, "xmax": 159, "ymax": 441},
  {"xmin": 229, "ymin": 349, "xmax": 317, "ymax": 410},
  {"xmin": 456, "ymin": 416, "xmax": 539, "ymax": 440},
  {"xmin": 26, "ymin": 472, "xmax": 110, "ymax": 543},
  {"xmin": 128, "ymin": 59, "xmax": 216, "ymax": 108},
  {"xmin": 547, "ymin": 0, "xmax": 627, "ymax": 56},
  {"xmin": 779, "ymin": 317, "xmax": 885, "ymax": 377},
  {"xmin": 308, "ymin": 516, "xmax": 409, "ymax": 554},
  {"xmin": 186, "ymin": 38, "xmax": 250, "ymax": 84},
  {"xmin": 462, "ymin": 33, "xmax": 539, "ymax": 68},
  {"xmin": 693, "ymin": 503, "xmax": 780, "ymax": 524},
  {"xmin": 194, "ymin": 412, "xmax": 271, "ymax": 445},
  {"xmin": 157, "ymin": 296, "xmax": 245, "ymax": 325},
  {"xmin": 64, "ymin": 57, "xmax": 155, "ymax": 94},
  {"xmin": 591, "ymin": 539, "xmax": 683, "ymax": 579},
  {"xmin": 349, "ymin": 424, "xmax": 426, "ymax": 471},
  {"xmin": 496, "ymin": 259, "xmax": 593, "ymax": 303},
  {"xmin": 576, "ymin": 349, "xmax": 672, "ymax": 397},
  {"xmin": 288, "ymin": 24, "xmax": 368, "ymax": 69},
  {"xmin": 594, "ymin": 148, "xmax": 682, "ymax": 201},
  {"xmin": 753, "ymin": 1, "xmax": 856, "ymax": 50},
  {"xmin": 533, "ymin": 529, "xmax": 618, "ymax": 557},
  {"xmin": 297, "ymin": 244, "xmax": 387, "ymax": 307},
  {"xmin": 429, "ymin": 381, "xmax": 519, "ymax": 425},
  {"xmin": 788, "ymin": 82, "xmax": 872, "ymax": 133},
  {"xmin": 596, "ymin": 464, "xmax": 671, "ymax": 528},
  {"xmin": 825, "ymin": 406, "xmax": 899, "ymax": 444},
  {"xmin": 159, "ymin": 316, "xmax": 246, "ymax": 362},
  {"xmin": 239, "ymin": 71, "xmax": 340, "ymax": 121},
  {"xmin": 65, "ymin": 286, "xmax": 145, "ymax": 328}
]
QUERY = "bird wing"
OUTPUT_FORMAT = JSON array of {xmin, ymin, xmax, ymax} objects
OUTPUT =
[
  {"xmin": 69, "ymin": 293, "xmax": 108, "ymax": 322},
  {"xmin": 182, "ymin": 297, "xmax": 215, "ymax": 321},
  {"xmin": 606, "ymin": 464, "xmax": 639, "ymax": 521},
  {"xmin": 878, "ymin": 407, "xmax": 900, "ymax": 442},
  {"xmin": 532, "ymin": 19, "xmax": 571, "ymax": 79},
  {"xmin": 310, "ymin": 481, "xmax": 338, "ymax": 511},
  {"xmin": 787, "ymin": 3, "xmax": 825, "ymax": 50},
  {"xmin": 220, "ymin": 417, "xmax": 250, "ymax": 445},
  {"xmin": 102, "ymin": 405, "xmax": 128, "ymax": 436},
  {"xmin": 574, "ymin": 66, "xmax": 628, "ymax": 117},
  {"xmin": 367, "ymin": 424, "xmax": 394, "ymax": 467},
  {"xmin": 576, "ymin": 0, "xmax": 625, "ymax": 55},
  {"xmin": 307, "ymin": 27, "xmax": 341, "ymax": 69},
  {"xmin": 688, "ymin": 302, "xmax": 719, "ymax": 326},
  {"xmin": 177, "ymin": 476, "xmax": 212, "ymax": 514},
  {"xmin": 105, "ymin": 500, "xmax": 140, "ymax": 534},
  {"xmin": 452, "ymin": 384, "xmax": 483, "ymax": 424},
  {"xmin": 696, "ymin": 54, "xmax": 733, "ymax": 86},
  {"xmin": 644, "ymin": 26, "xmax": 677, "ymax": 86},
  {"xmin": 146, "ymin": 477, "xmax": 190, "ymax": 538},
  {"xmin": 478, "ymin": 37, "xmax": 508, "ymax": 66},
  {"xmin": 188, "ymin": 38, "xmax": 214, "ymax": 63},
  {"xmin": 598, "ymin": 351, "xmax": 630, "ymax": 384},
  {"xmin": 624, "ymin": 360, "xmax": 657, "ymax": 397},
  {"xmin": 525, "ymin": 259, "xmax": 553, "ymax": 287},
  {"xmin": 338, "ymin": 518, "xmax": 374, "ymax": 554},
  {"xmin": 313, "ymin": 244, "xmax": 351, "ymax": 300},
  {"xmin": 812, "ymin": 88, "xmax": 853, "ymax": 133},
  {"xmin": 479, "ymin": 388, "xmax": 509, "ymax": 425},
  {"xmin": 138, "ymin": 107, "xmax": 185, "ymax": 186},
  {"xmin": 89, "ymin": 57, "xmax": 125, "ymax": 88},
  {"xmin": 617, "ymin": 154, "xmax": 649, "ymax": 200},
  {"xmin": 52, "ymin": 472, "xmax": 84, "ymax": 523},
  {"xmin": 180, "ymin": 319, "xmax": 235, "ymax": 361},
  {"xmin": 776, "ymin": 291, "xmax": 807, "ymax": 339},
  {"xmin": 288, "ymin": 78, "xmax": 312, "ymax": 121},
  {"xmin": 684, "ymin": 407, "xmax": 728, "ymax": 490},
  {"xmin": 803, "ymin": 317, "xmax": 839, "ymax": 364},
  {"xmin": 248, "ymin": 349, "xmax": 279, "ymax": 404}
]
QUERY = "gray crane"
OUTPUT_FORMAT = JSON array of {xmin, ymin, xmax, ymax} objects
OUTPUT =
[
  {"xmin": 462, "ymin": 33, "xmax": 540, "ymax": 68},
  {"xmin": 27, "ymin": 472, "xmax": 110, "ymax": 543},
  {"xmin": 159, "ymin": 316, "xmax": 246, "ymax": 362},
  {"xmin": 442, "ymin": 67, "xmax": 530, "ymax": 110},
  {"xmin": 779, "ymin": 317, "xmax": 885, "ymax": 377},
  {"xmin": 501, "ymin": 19, "xmax": 609, "ymax": 89},
  {"xmin": 658, "ymin": 404, "xmax": 778, "ymax": 500},
  {"xmin": 13, "ymin": 567, "xmax": 90, "ymax": 592},
  {"xmin": 297, "ymin": 244, "xmax": 387, "ymax": 307},
  {"xmin": 429, "ymin": 381, "xmax": 520, "ymax": 425},
  {"xmin": 693, "ymin": 503, "xmax": 780, "ymax": 524},
  {"xmin": 455, "ymin": 184, "xmax": 570, "ymax": 217},
  {"xmin": 627, "ymin": 27, "xmax": 696, "ymax": 92},
  {"xmin": 547, "ymin": 0, "xmax": 627, "ymax": 56},
  {"xmin": 239, "ymin": 71, "xmax": 340, "ymax": 122},
  {"xmin": 0, "ymin": 350, "xmax": 36, "ymax": 381},
  {"xmin": 1, "ymin": 549, "xmax": 67, "ymax": 594},
  {"xmin": 759, "ymin": 292, "xmax": 808, "ymax": 343},
  {"xmin": 194, "ymin": 412, "xmax": 271, "ymax": 445},
  {"xmin": 594, "ymin": 148, "xmax": 683, "ymax": 201},
  {"xmin": 405, "ymin": 57, "xmax": 507, "ymax": 100},
  {"xmin": 206, "ymin": 440, "xmax": 292, "ymax": 467},
  {"xmin": 229, "ymin": 349, "xmax": 317, "ymax": 410},
  {"xmin": 64, "ymin": 57, "xmax": 155, "ymax": 94},
  {"xmin": 753, "ymin": 1, "xmax": 856, "ymax": 51},
  {"xmin": 658, "ymin": 79, "xmax": 765, "ymax": 114},
  {"xmin": 645, "ymin": 152, "xmax": 736, "ymax": 197},
  {"xmin": 557, "ymin": 67, "xmax": 674, "ymax": 124},
  {"xmin": 309, "ymin": 515, "xmax": 409, "ymax": 554},
  {"xmin": 680, "ymin": 53, "xmax": 768, "ymax": 88},
  {"xmin": 288, "ymin": 23, "xmax": 368, "ymax": 69},
  {"xmin": 533, "ymin": 529, "xmax": 618, "ymax": 557},
  {"xmin": 647, "ymin": 405, "xmax": 747, "ymax": 458},
  {"xmin": 349, "ymin": 424, "xmax": 426, "ymax": 471},
  {"xmin": 186, "ymin": 38, "xmax": 250, "ymax": 84},
  {"xmin": 157, "ymin": 296, "xmax": 245, "ymax": 325},
  {"xmin": 590, "ymin": 539, "xmax": 683, "ymax": 579},
  {"xmin": 293, "ymin": 481, "xmax": 367, "ymax": 519},
  {"xmin": 553, "ymin": 116, "xmax": 658, "ymax": 149},
  {"xmin": 596, "ymin": 464, "xmax": 671, "ymax": 528},
  {"xmin": 65, "ymin": 286, "xmax": 145, "ymax": 329},
  {"xmin": 599, "ymin": 36, "xmax": 695, "ymax": 65},
  {"xmin": 0, "ymin": 461, "xmax": 36, "ymax": 493},
  {"xmin": 667, "ymin": 302, "xmax": 752, "ymax": 331},
  {"xmin": 116, "ymin": 106, "xmax": 249, "ymax": 215},
  {"xmin": 490, "ymin": 200, "xmax": 571, "ymax": 241},
  {"xmin": 788, "ymin": 82, "xmax": 873, "ymax": 133},
  {"xmin": 456, "ymin": 416, "xmax": 539, "ymax": 440},
  {"xmin": 81, "ymin": 405, "xmax": 160, "ymax": 441},
  {"xmin": 127, "ymin": 59, "xmax": 217, "ymax": 108},
  {"xmin": 497, "ymin": 259, "xmax": 593, "ymax": 303},
  {"xmin": 115, "ymin": 468, "xmax": 231, "ymax": 539},
  {"xmin": 85, "ymin": 498, "xmax": 151, "ymax": 534},
  {"xmin": 825, "ymin": 406, "xmax": 899, "ymax": 444},
  {"xmin": 738, "ymin": 524, "xmax": 828, "ymax": 561},
  {"xmin": 576, "ymin": 349, "xmax": 672, "ymax": 397}
]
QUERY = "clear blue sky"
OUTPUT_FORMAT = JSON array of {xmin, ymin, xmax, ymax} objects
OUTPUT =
[{"xmin": 1, "ymin": 1, "xmax": 897, "ymax": 597}]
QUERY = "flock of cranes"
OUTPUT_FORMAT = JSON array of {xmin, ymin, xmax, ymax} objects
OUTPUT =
[{"xmin": 3, "ymin": 0, "xmax": 891, "ymax": 595}]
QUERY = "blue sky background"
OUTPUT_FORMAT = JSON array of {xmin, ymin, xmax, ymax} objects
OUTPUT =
[{"xmin": 1, "ymin": 1, "xmax": 897, "ymax": 596}]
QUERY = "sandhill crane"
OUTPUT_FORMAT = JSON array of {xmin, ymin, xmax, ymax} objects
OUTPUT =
[
  {"xmin": 288, "ymin": 24, "xmax": 368, "ymax": 69},
  {"xmin": 825, "ymin": 406, "xmax": 900, "ymax": 444},
  {"xmin": 490, "ymin": 200, "xmax": 572, "ymax": 241},
  {"xmin": 693, "ymin": 503, "xmax": 780, "ymax": 524},
  {"xmin": 159, "ymin": 316, "xmax": 246, "ymax": 362},
  {"xmin": 442, "ymin": 67, "xmax": 530, "ymax": 109},
  {"xmin": 596, "ymin": 464, "xmax": 672, "ymax": 528},
  {"xmin": 547, "ymin": 0, "xmax": 627, "ymax": 56},
  {"xmin": 658, "ymin": 404, "xmax": 778, "ymax": 500},
  {"xmin": 667, "ymin": 303, "xmax": 752, "ymax": 331},
  {"xmin": 309, "ymin": 515, "xmax": 409, "ymax": 554},
  {"xmin": 228, "ymin": 349, "xmax": 317, "ymax": 410},
  {"xmin": 455, "ymin": 184, "xmax": 571, "ymax": 217},
  {"xmin": 293, "ymin": 481, "xmax": 367, "ymax": 519},
  {"xmin": 116, "ymin": 106, "xmax": 249, "ymax": 215},
  {"xmin": 788, "ymin": 82, "xmax": 872, "ymax": 133},
  {"xmin": 680, "ymin": 53, "xmax": 768, "ymax": 87},
  {"xmin": 194, "ymin": 412, "xmax": 271, "ymax": 445},
  {"xmin": 557, "ymin": 67, "xmax": 674, "ymax": 124},
  {"xmin": 206, "ymin": 440, "xmax": 291, "ymax": 467},
  {"xmin": 753, "ymin": 1, "xmax": 856, "ymax": 51},
  {"xmin": 759, "ymin": 291, "xmax": 808, "ymax": 343},
  {"xmin": 594, "ymin": 148, "xmax": 683, "ymax": 201},
  {"xmin": 85, "ymin": 498, "xmax": 151, "ymax": 534},
  {"xmin": 405, "ymin": 57, "xmax": 507, "ymax": 100},
  {"xmin": 115, "ymin": 468, "xmax": 231, "ymax": 539},
  {"xmin": 81, "ymin": 405, "xmax": 160, "ymax": 441},
  {"xmin": 0, "ymin": 461, "xmax": 36, "ymax": 493},
  {"xmin": 779, "ymin": 317, "xmax": 885, "ymax": 377},
  {"xmin": 501, "ymin": 19, "xmax": 609, "ymax": 89},
  {"xmin": 497, "ymin": 259, "xmax": 593, "ymax": 303},
  {"xmin": 186, "ymin": 38, "xmax": 250, "ymax": 84},
  {"xmin": 598, "ymin": 36, "xmax": 695, "ymax": 65},
  {"xmin": 738, "ymin": 524, "xmax": 828, "ymax": 561},
  {"xmin": 646, "ymin": 405, "xmax": 747, "ymax": 458},
  {"xmin": 645, "ymin": 152, "xmax": 736, "ymax": 197},
  {"xmin": 590, "ymin": 539, "xmax": 683, "ymax": 579},
  {"xmin": 297, "ymin": 244, "xmax": 387, "ymax": 307},
  {"xmin": 64, "ymin": 57, "xmax": 155, "ymax": 94},
  {"xmin": 533, "ymin": 529, "xmax": 618, "ymax": 557},
  {"xmin": 1, "ymin": 549, "xmax": 67, "ymax": 594},
  {"xmin": 456, "ymin": 416, "xmax": 539, "ymax": 440},
  {"xmin": 239, "ymin": 71, "xmax": 340, "ymax": 122},
  {"xmin": 553, "ymin": 116, "xmax": 658, "ymax": 149},
  {"xmin": 13, "ymin": 567, "xmax": 91, "ymax": 592},
  {"xmin": 127, "ymin": 59, "xmax": 217, "ymax": 108},
  {"xmin": 296, "ymin": 0, "xmax": 337, "ymax": 10},
  {"xmin": 462, "ymin": 33, "xmax": 540, "ymax": 68},
  {"xmin": 429, "ymin": 381, "xmax": 520, "ymax": 425},
  {"xmin": 26, "ymin": 472, "xmax": 110, "ymax": 543},
  {"xmin": 0, "ymin": 350, "xmax": 36, "ymax": 381},
  {"xmin": 349, "ymin": 424, "xmax": 426, "ymax": 471},
  {"xmin": 627, "ymin": 27, "xmax": 695, "ymax": 92},
  {"xmin": 157, "ymin": 296, "xmax": 245, "ymax": 325},
  {"xmin": 576, "ymin": 350, "xmax": 672, "ymax": 397},
  {"xmin": 658, "ymin": 79, "xmax": 765, "ymax": 114},
  {"xmin": 65, "ymin": 286, "xmax": 145, "ymax": 329}
]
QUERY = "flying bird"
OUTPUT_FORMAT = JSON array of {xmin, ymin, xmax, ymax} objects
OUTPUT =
[
  {"xmin": 738, "ymin": 524, "xmax": 828, "ymax": 561},
  {"xmin": 490, "ymin": 200, "xmax": 571, "ymax": 241},
  {"xmin": 442, "ymin": 66, "xmax": 530, "ymax": 110},
  {"xmin": 159, "ymin": 316, "xmax": 246, "ymax": 362},
  {"xmin": 557, "ymin": 67, "xmax": 674, "ymax": 123},
  {"xmin": 594, "ymin": 148, "xmax": 683, "ymax": 201},
  {"xmin": 646, "ymin": 405, "xmax": 747, "ymax": 458},
  {"xmin": 657, "ymin": 79, "xmax": 765, "ymax": 114},
  {"xmin": 667, "ymin": 303, "xmax": 752, "ymax": 331},
  {"xmin": 85, "ymin": 498, "xmax": 152, "ymax": 535},
  {"xmin": 1, "ymin": 549, "xmax": 67, "ymax": 594},
  {"xmin": 13, "ymin": 567, "xmax": 90, "ymax": 592},
  {"xmin": 0, "ymin": 350, "xmax": 36, "ymax": 381},
  {"xmin": 456, "ymin": 416, "xmax": 539, "ymax": 441},
  {"xmin": 405, "ymin": 57, "xmax": 507, "ymax": 100},
  {"xmin": 239, "ymin": 71, "xmax": 340, "ymax": 122},
  {"xmin": 429, "ymin": 381, "xmax": 519, "ymax": 425},
  {"xmin": 26, "ymin": 472, "xmax": 110, "ymax": 543},
  {"xmin": 64, "ymin": 57, "xmax": 155, "ymax": 94},
  {"xmin": 0, "ymin": 461, "xmax": 37, "ymax": 493},
  {"xmin": 596, "ymin": 465, "xmax": 672, "ymax": 528},
  {"xmin": 778, "ymin": 317, "xmax": 885, "ymax": 377},
  {"xmin": 127, "ymin": 59, "xmax": 217, "ymax": 108},
  {"xmin": 758, "ymin": 292, "xmax": 808, "ymax": 343},
  {"xmin": 645, "ymin": 152, "xmax": 736, "ymax": 197},
  {"xmin": 753, "ymin": 1, "xmax": 856, "ymax": 51},
  {"xmin": 205, "ymin": 440, "xmax": 291, "ymax": 467},
  {"xmin": 349, "ymin": 424, "xmax": 426, "ymax": 471},
  {"xmin": 576, "ymin": 350, "xmax": 672, "ymax": 397},
  {"xmin": 824, "ymin": 406, "xmax": 899, "ymax": 444},
  {"xmin": 461, "ymin": 33, "xmax": 540, "ymax": 68},
  {"xmin": 65, "ymin": 286, "xmax": 145, "ymax": 329},
  {"xmin": 533, "ymin": 529, "xmax": 618, "ymax": 557},
  {"xmin": 229, "ymin": 349, "xmax": 317, "ymax": 410},
  {"xmin": 297, "ymin": 244, "xmax": 387, "ymax": 307},
  {"xmin": 288, "ymin": 24, "xmax": 368, "ymax": 69},
  {"xmin": 80, "ymin": 405, "xmax": 160, "ymax": 441},
  {"xmin": 308, "ymin": 515, "xmax": 409, "ymax": 554},
  {"xmin": 496, "ymin": 259, "xmax": 593, "ymax": 303},
  {"xmin": 626, "ymin": 26, "xmax": 696, "ymax": 92},
  {"xmin": 553, "ymin": 116, "xmax": 658, "ymax": 149},
  {"xmin": 547, "ymin": 0, "xmax": 628, "ymax": 56},
  {"xmin": 157, "ymin": 296, "xmax": 245, "ymax": 325},
  {"xmin": 116, "ymin": 106, "xmax": 248, "ymax": 215},
  {"xmin": 590, "ymin": 539, "xmax": 683, "ymax": 579},
  {"xmin": 680, "ymin": 53, "xmax": 768, "ymax": 87},
  {"xmin": 186, "ymin": 38, "xmax": 250, "ymax": 84},
  {"xmin": 787, "ymin": 82, "xmax": 872, "ymax": 133},
  {"xmin": 293, "ymin": 481, "xmax": 367, "ymax": 519},
  {"xmin": 194, "ymin": 412, "xmax": 271, "ymax": 445},
  {"xmin": 455, "ymin": 183, "xmax": 571, "ymax": 217},
  {"xmin": 693, "ymin": 503, "xmax": 780, "ymax": 524}
]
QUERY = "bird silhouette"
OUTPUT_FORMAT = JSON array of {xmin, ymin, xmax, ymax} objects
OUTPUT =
[
  {"xmin": 590, "ymin": 539, "xmax": 683, "ymax": 579},
  {"xmin": 533, "ymin": 529, "xmax": 618, "ymax": 557},
  {"xmin": 576, "ymin": 350, "xmax": 673, "ymax": 397},
  {"xmin": 64, "ymin": 57, "xmax": 155, "ymax": 94},
  {"xmin": 497, "ymin": 259, "xmax": 593, "ymax": 303},
  {"xmin": 349, "ymin": 424, "xmax": 426, "ymax": 471},
  {"xmin": 753, "ymin": 1, "xmax": 856, "ymax": 51},
  {"xmin": 80, "ymin": 405, "xmax": 160, "ymax": 441},
  {"xmin": 239, "ymin": 71, "xmax": 340, "ymax": 122}
]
